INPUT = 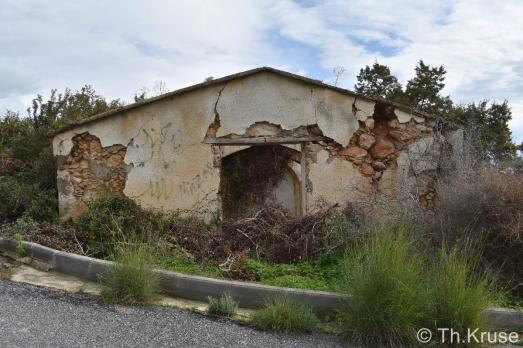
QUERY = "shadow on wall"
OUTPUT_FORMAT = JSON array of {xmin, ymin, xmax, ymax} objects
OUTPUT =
[{"xmin": 219, "ymin": 145, "xmax": 301, "ymax": 219}]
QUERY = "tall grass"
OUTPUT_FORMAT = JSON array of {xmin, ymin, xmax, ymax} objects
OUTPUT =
[
  {"xmin": 338, "ymin": 224, "xmax": 428, "ymax": 346},
  {"xmin": 207, "ymin": 293, "xmax": 239, "ymax": 317},
  {"xmin": 428, "ymin": 244, "xmax": 491, "ymax": 341},
  {"xmin": 250, "ymin": 296, "xmax": 319, "ymax": 333},
  {"xmin": 338, "ymin": 224, "xmax": 494, "ymax": 346},
  {"xmin": 101, "ymin": 243, "xmax": 160, "ymax": 305}
]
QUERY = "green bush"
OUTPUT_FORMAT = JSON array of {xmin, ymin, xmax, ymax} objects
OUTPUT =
[
  {"xmin": 338, "ymin": 224, "xmax": 428, "ymax": 346},
  {"xmin": 428, "ymin": 246, "xmax": 491, "ymax": 342},
  {"xmin": 237, "ymin": 257, "xmax": 342, "ymax": 291},
  {"xmin": 101, "ymin": 244, "xmax": 160, "ymax": 305},
  {"xmin": 250, "ymin": 296, "xmax": 319, "ymax": 333},
  {"xmin": 207, "ymin": 293, "xmax": 239, "ymax": 317},
  {"xmin": 0, "ymin": 216, "xmax": 39, "ymax": 238},
  {"xmin": 0, "ymin": 175, "xmax": 57, "ymax": 223},
  {"xmin": 75, "ymin": 196, "xmax": 153, "ymax": 256}
]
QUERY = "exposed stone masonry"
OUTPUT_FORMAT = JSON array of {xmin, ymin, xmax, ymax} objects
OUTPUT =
[
  {"xmin": 62, "ymin": 133, "xmax": 129, "ymax": 203},
  {"xmin": 338, "ymin": 104, "xmax": 433, "ymax": 184}
]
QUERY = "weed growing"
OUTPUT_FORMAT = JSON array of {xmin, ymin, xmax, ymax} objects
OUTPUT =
[
  {"xmin": 207, "ymin": 293, "xmax": 239, "ymax": 317},
  {"xmin": 101, "ymin": 243, "xmax": 160, "ymax": 305},
  {"xmin": 250, "ymin": 296, "xmax": 319, "ymax": 333},
  {"xmin": 428, "ymin": 244, "xmax": 492, "ymax": 343},
  {"xmin": 15, "ymin": 234, "xmax": 27, "ymax": 257}
]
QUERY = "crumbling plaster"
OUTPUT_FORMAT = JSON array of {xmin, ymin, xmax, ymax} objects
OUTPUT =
[{"xmin": 52, "ymin": 70, "xmax": 440, "ymax": 219}]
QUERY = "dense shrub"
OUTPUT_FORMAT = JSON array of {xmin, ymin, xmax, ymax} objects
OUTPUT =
[
  {"xmin": 0, "ymin": 216, "xmax": 40, "ymax": 238},
  {"xmin": 207, "ymin": 293, "xmax": 239, "ymax": 317},
  {"xmin": 101, "ymin": 243, "xmax": 160, "ymax": 305},
  {"xmin": 433, "ymin": 167, "xmax": 523, "ymax": 295},
  {"xmin": 250, "ymin": 296, "xmax": 319, "ymax": 333},
  {"xmin": 0, "ymin": 175, "xmax": 58, "ymax": 223},
  {"xmin": 75, "ymin": 196, "xmax": 161, "ymax": 256},
  {"xmin": 338, "ymin": 225, "xmax": 428, "ymax": 346}
]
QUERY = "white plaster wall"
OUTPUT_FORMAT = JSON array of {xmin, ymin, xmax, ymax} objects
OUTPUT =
[{"xmin": 52, "ymin": 71, "xmax": 428, "ymax": 219}]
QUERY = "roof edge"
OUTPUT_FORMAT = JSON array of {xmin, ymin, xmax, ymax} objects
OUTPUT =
[{"xmin": 49, "ymin": 66, "xmax": 433, "ymax": 137}]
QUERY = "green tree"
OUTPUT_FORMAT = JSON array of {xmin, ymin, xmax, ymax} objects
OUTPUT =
[
  {"xmin": 0, "ymin": 85, "xmax": 123, "ymax": 222},
  {"xmin": 28, "ymin": 85, "xmax": 123, "ymax": 130},
  {"xmin": 404, "ymin": 60, "xmax": 453, "ymax": 115},
  {"xmin": 450, "ymin": 101, "xmax": 518, "ymax": 161},
  {"xmin": 354, "ymin": 62, "xmax": 403, "ymax": 101},
  {"xmin": 353, "ymin": 60, "xmax": 520, "ymax": 161}
]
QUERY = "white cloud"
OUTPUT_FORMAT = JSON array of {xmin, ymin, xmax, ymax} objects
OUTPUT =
[
  {"xmin": 1, "ymin": 0, "xmax": 522, "ymax": 143},
  {"xmin": 270, "ymin": 0, "xmax": 523, "ymax": 143},
  {"xmin": 0, "ymin": 0, "xmax": 282, "ymax": 109}
]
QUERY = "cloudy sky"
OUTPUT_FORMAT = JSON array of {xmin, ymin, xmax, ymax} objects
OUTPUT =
[{"xmin": 1, "ymin": 0, "xmax": 522, "ymax": 143}]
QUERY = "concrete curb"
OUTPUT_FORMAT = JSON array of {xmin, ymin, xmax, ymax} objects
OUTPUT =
[
  {"xmin": 1, "ymin": 238, "xmax": 522, "ymax": 330},
  {"xmin": 485, "ymin": 308, "xmax": 523, "ymax": 332},
  {"xmin": 0, "ymin": 238, "xmax": 343, "ymax": 316}
]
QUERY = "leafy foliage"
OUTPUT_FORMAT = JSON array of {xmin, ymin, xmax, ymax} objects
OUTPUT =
[
  {"xmin": 0, "ymin": 216, "xmax": 40, "ymax": 238},
  {"xmin": 0, "ymin": 175, "xmax": 58, "ymax": 223},
  {"xmin": 27, "ymin": 85, "xmax": 123, "ymax": 130},
  {"xmin": 75, "ymin": 196, "xmax": 159, "ymax": 256},
  {"xmin": 450, "ymin": 100, "xmax": 518, "ymax": 160},
  {"xmin": 404, "ymin": 60, "xmax": 453, "ymax": 115},
  {"xmin": 354, "ymin": 62, "xmax": 402, "ymax": 100},
  {"xmin": 0, "ymin": 86, "xmax": 123, "ymax": 223}
]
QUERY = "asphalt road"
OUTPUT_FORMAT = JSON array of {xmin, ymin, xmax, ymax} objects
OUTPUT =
[{"xmin": 0, "ymin": 281, "xmax": 345, "ymax": 348}]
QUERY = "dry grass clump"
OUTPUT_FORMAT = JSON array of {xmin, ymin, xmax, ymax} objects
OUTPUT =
[
  {"xmin": 101, "ymin": 243, "xmax": 160, "ymax": 305},
  {"xmin": 250, "ymin": 296, "xmax": 319, "ymax": 333},
  {"xmin": 207, "ymin": 293, "xmax": 239, "ymax": 317}
]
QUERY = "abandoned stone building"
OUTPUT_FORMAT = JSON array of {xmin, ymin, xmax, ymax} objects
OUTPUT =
[{"xmin": 51, "ymin": 67, "xmax": 461, "ymax": 220}]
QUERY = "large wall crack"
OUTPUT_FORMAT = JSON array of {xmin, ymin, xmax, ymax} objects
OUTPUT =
[{"xmin": 205, "ymin": 84, "xmax": 227, "ymax": 138}]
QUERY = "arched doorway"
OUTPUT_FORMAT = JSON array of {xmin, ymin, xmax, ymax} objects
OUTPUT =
[{"xmin": 219, "ymin": 145, "xmax": 301, "ymax": 218}]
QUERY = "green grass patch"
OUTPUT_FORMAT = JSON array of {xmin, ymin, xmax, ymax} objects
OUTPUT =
[
  {"xmin": 207, "ymin": 293, "xmax": 239, "ymax": 317},
  {"xmin": 156, "ymin": 247, "xmax": 221, "ymax": 279},
  {"xmin": 155, "ymin": 250, "xmax": 343, "ymax": 292},
  {"xmin": 101, "ymin": 244, "xmax": 160, "ymax": 305},
  {"xmin": 492, "ymin": 292, "xmax": 523, "ymax": 310},
  {"xmin": 234, "ymin": 257, "xmax": 343, "ymax": 291},
  {"xmin": 250, "ymin": 296, "xmax": 319, "ymax": 333}
]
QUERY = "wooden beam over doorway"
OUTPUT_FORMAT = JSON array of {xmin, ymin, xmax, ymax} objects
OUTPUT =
[{"xmin": 203, "ymin": 136, "xmax": 323, "ymax": 145}]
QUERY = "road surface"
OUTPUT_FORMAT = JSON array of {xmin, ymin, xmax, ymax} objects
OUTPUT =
[{"xmin": 0, "ymin": 281, "xmax": 345, "ymax": 348}]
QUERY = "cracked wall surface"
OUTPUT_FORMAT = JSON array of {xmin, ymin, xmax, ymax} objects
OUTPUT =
[{"xmin": 53, "ymin": 70, "xmax": 448, "ymax": 219}]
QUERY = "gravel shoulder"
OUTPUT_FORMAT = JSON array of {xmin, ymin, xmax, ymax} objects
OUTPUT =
[{"xmin": 0, "ymin": 280, "xmax": 346, "ymax": 348}]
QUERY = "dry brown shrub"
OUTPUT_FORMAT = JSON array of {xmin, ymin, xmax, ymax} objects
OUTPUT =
[
  {"xmin": 167, "ymin": 204, "xmax": 358, "ymax": 265},
  {"xmin": 433, "ymin": 166, "xmax": 523, "ymax": 295},
  {"xmin": 28, "ymin": 222, "xmax": 85, "ymax": 254},
  {"xmin": 0, "ymin": 158, "xmax": 26, "ymax": 175}
]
